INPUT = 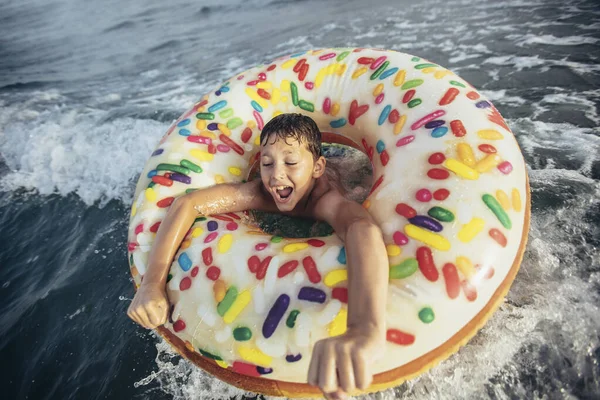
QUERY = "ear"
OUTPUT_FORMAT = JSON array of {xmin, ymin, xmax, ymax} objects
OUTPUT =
[{"xmin": 312, "ymin": 156, "xmax": 326, "ymax": 178}]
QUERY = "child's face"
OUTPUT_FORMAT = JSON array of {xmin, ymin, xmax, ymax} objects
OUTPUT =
[{"xmin": 260, "ymin": 134, "xmax": 325, "ymax": 212}]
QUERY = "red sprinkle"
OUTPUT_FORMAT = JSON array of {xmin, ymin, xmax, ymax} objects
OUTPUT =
[
  {"xmin": 152, "ymin": 175, "xmax": 173, "ymax": 187},
  {"xmin": 450, "ymin": 120, "xmax": 466, "ymax": 137},
  {"xmin": 293, "ymin": 58, "xmax": 306, "ymax": 73},
  {"xmin": 478, "ymin": 144, "xmax": 497, "ymax": 154},
  {"xmin": 307, "ymin": 239, "xmax": 325, "ymax": 247},
  {"xmin": 255, "ymin": 243, "xmax": 268, "ymax": 251},
  {"xmin": 257, "ymin": 88, "xmax": 271, "ymax": 100},
  {"xmin": 127, "ymin": 242, "xmax": 137, "ymax": 252},
  {"xmin": 466, "ymin": 91, "xmax": 480, "ymax": 100},
  {"xmin": 225, "ymin": 212, "xmax": 241, "ymax": 220},
  {"xmin": 357, "ymin": 57, "xmax": 375, "ymax": 65},
  {"xmin": 428, "ymin": 152, "xmax": 446, "ymax": 164},
  {"xmin": 302, "ymin": 256, "xmax": 321, "ymax": 283},
  {"xmin": 416, "ymin": 189, "xmax": 432, "ymax": 202},
  {"xmin": 204, "ymin": 232, "xmax": 218, "ymax": 243},
  {"xmin": 349, "ymin": 100, "xmax": 369, "ymax": 125},
  {"xmin": 427, "ymin": 168, "xmax": 450, "ymax": 180},
  {"xmin": 332, "ymin": 287, "xmax": 348, "ymax": 303},
  {"xmin": 173, "ymin": 319, "xmax": 186, "ymax": 332},
  {"xmin": 433, "ymin": 188, "xmax": 450, "ymax": 201},
  {"xmin": 388, "ymin": 109, "xmax": 400, "ymax": 123},
  {"xmin": 304, "ymin": 81, "xmax": 314, "ymax": 90},
  {"xmin": 191, "ymin": 266, "xmax": 199, "ymax": 277},
  {"xmin": 213, "ymin": 215, "xmax": 233, "ymax": 222},
  {"xmin": 206, "ymin": 266, "xmax": 221, "ymax": 281},
  {"xmin": 202, "ymin": 248, "xmax": 212, "ymax": 266},
  {"xmin": 246, "ymin": 80, "xmax": 258, "ymax": 86},
  {"xmin": 462, "ymin": 280, "xmax": 478, "ymax": 302},
  {"xmin": 497, "ymin": 161, "xmax": 513, "ymax": 174},
  {"xmin": 157, "ymin": 197, "xmax": 175, "ymax": 208},
  {"xmin": 219, "ymin": 134, "xmax": 244, "ymax": 156},
  {"xmin": 439, "ymin": 87, "xmax": 460, "ymax": 106},
  {"xmin": 256, "ymin": 256, "xmax": 273, "ymax": 280},
  {"xmin": 134, "ymin": 223, "xmax": 144, "ymax": 235},
  {"xmin": 386, "ymin": 328, "xmax": 415, "ymax": 345},
  {"xmin": 323, "ymin": 97, "xmax": 331, "ymax": 114},
  {"xmin": 267, "ymin": 64, "xmax": 276, "ymax": 71},
  {"xmin": 442, "ymin": 263, "xmax": 460, "ymax": 299},
  {"xmin": 368, "ymin": 175, "xmax": 384, "ymax": 196},
  {"xmin": 247, "ymin": 255, "xmax": 260, "ymax": 273},
  {"xmin": 393, "ymin": 231, "xmax": 409, "ymax": 245},
  {"xmin": 241, "ymin": 127, "xmax": 253, "ymax": 143},
  {"xmin": 207, "ymin": 144, "xmax": 217, "ymax": 154},
  {"xmin": 149, "ymin": 221, "xmax": 161, "ymax": 233},
  {"xmin": 402, "ymin": 89, "xmax": 415, "ymax": 104},
  {"xmin": 258, "ymin": 72, "xmax": 266, "ymax": 81},
  {"xmin": 375, "ymin": 93, "xmax": 384, "ymax": 104},
  {"xmin": 380, "ymin": 150, "xmax": 390, "ymax": 166},
  {"xmin": 278, "ymin": 260, "xmax": 299, "ymax": 278},
  {"xmin": 226, "ymin": 222, "xmax": 238, "ymax": 231},
  {"xmin": 179, "ymin": 277, "xmax": 192, "ymax": 291},
  {"xmin": 232, "ymin": 361, "xmax": 260, "ymax": 377},
  {"xmin": 298, "ymin": 63, "xmax": 309, "ymax": 81},
  {"xmin": 489, "ymin": 228, "xmax": 507, "ymax": 247},
  {"xmin": 396, "ymin": 203, "xmax": 417, "ymax": 218},
  {"xmin": 416, "ymin": 247, "xmax": 439, "ymax": 282}
]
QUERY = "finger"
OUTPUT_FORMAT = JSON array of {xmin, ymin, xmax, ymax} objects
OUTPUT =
[
  {"xmin": 147, "ymin": 303, "xmax": 165, "ymax": 327},
  {"xmin": 136, "ymin": 307, "xmax": 152, "ymax": 329},
  {"xmin": 307, "ymin": 341, "xmax": 322, "ymax": 386},
  {"xmin": 318, "ymin": 342, "xmax": 338, "ymax": 394},
  {"xmin": 336, "ymin": 346, "xmax": 355, "ymax": 394},
  {"xmin": 325, "ymin": 389, "xmax": 348, "ymax": 400},
  {"xmin": 352, "ymin": 351, "xmax": 372, "ymax": 390}
]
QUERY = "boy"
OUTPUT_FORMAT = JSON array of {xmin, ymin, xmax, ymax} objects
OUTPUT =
[{"xmin": 128, "ymin": 113, "xmax": 389, "ymax": 400}]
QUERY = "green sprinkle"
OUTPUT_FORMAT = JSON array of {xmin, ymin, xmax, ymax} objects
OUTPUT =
[
  {"xmin": 166, "ymin": 273, "xmax": 172, "ymax": 283},
  {"xmin": 415, "ymin": 63, "xmax": 437, "ymax": 69},
  {"xmin": 233, "ymin": 327, "xmax": 252, "ymax": 341},
  {"xmin": 298, "ymin": 99, "xmax": 314, "ymax": 112},
  {"xmin": 196, "ymin": 112, "xmax": 215, "ymax": 120},
  {"xmin": 482, "ymin": 194, "xmax": 512, "ymax": 229},
  {"xmin": 156, "ymin": 163, "xmax": 191, "ymax": 175},
  {"xmin": 217, "ymin": 286, "xmax": 238, "ymax": 317},
  {"xmin": 389, "ymin": 258, "xmax": 418, "ymax": 279},
  {"xmin": 418, "ymin": 307, "xmax": 435, "ymax": 323},
  {"xmin": 148, "ymin": 181, "xmax": 156, "ymax": 189},
  {"xmin": 219, "ymin": 108, "xmax": 234, "ymax": 118},
  {"xmin": 428, "ymin": 206, "xmax": 455, "ymax": 222},
  {"xmin": 449, "ymin": 80, "xmax": 466, "ymax": 88},
  {"xmin": 336, "ymin": 51, "xmax": 350, "ymax": 61},
  {"xmin": 199, "ymin": 349, "xmax": 222, "ymax": 360},
  {"xmin": 401, "ymin": 79, "xmax": 424, "ymax": 90},
  {"xmin": 291, "ymin": 82, "xmax": 299, "ymax": 106},
  {"xmin": 185, "ymin": 188, "xmax": 198, "ymax": 194},
  {"xmin": 407, "ymin": 98, "xmax": 422, "ymax": 108},
  {"xmin": 227, "ymin": 117, "xmax": 243, "ymax": 129},
  {"xmin": 286, "ymin": 310, "xmax": 300, "ymax": 328},
  {"xmin": 271, "ymin": 236, "xmax": 283, "ymax": 243},
  {"xmin": 180, "ymin": 159, "xmax": 202, "ymax": 173},
  {"xmin": 129, "ymin": 254, "xmax": 133, "ymax": 265},
  {"xmin": 194, "ymin": 216, "xmax": 207, "ymax": 223},
  {"xmin": 370, "ymin": 60, "xmax": 389, "ymax": 80},
  {"xmin": 411, "ymin": 56, "xmax": 421, "ymax": 62}
]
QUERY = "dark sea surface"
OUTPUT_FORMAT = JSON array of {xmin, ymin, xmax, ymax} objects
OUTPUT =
[{"xmin": 1, "ymin": 0, "xmax": 599, "ymax": 399}]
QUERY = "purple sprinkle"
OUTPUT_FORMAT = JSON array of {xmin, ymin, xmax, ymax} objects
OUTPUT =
[
  {"xmin": 298, "ymin": 287, "xmax": 326, "ymax": 303},
  {"xmin": 408, "ymin": 215, "xmax": 443, "ymax": 232},
  {"xmin": 170, "ymin": 173, "xmax": 191, "ymax": 184},
  {"xmin": 263, "ymin": 294, "xmax": 290, "ymax": 338},
  {"xmin": 215, "ymin": 90, "xmax": 222, "ymax": 96},
  {"xmin": 424, "ymin": 120, "xmax": 445, "ymax": 129},
  {"xmin": 151, "ymin": 149, "xmax": 164, "ymax": 157},
  {"xmin": 207, "ymin": 221, "xmax": 218, "ymax": 231},
  {"xmin": 207, "ymin": 122, "xmax": 219, "ymax": 130},
  {"xmin": 257, "ymin": 366, "xmax": 273, "ymax": 375},
  {"xmin": 286, "ymin": 353, "xmax": 302, "ymax": 363},
  {"xmin": 475, "ymin": 100, "xmax": 491, "ymax": 109}
]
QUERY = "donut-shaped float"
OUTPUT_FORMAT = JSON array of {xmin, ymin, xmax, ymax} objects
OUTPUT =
[{"xmin": 127, "ymin": 48, "xmax": 530, "ymax": 397}]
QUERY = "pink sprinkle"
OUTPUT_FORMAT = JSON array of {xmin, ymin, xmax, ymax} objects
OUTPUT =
[
  {"xmin": 127, "ymin": 242, "xmax": 137, "ymax": 252},
  {"xmin": 375, "ymin": 93, "xmax": 385, "ymax": 104},
  {"xmin": 258, "ymin": 72, "xmax": 266, "ymax": 81},
  {"xmin": 226, "ymin": 222, "xmax": 238, "ymax": 231},
  {"xmin": 410, "ymin": 110, "xmax": 446, "ymax": 130},
  {"xmin": 416, "ymin": 188, "xmax": 432, "ymax": 202},
  {"xmin": 246, "ymin": 80, "xmax": 258, "ymax": 86},
  {"xmin": 393, "ymin": 231, "xmax": 409, "ymax": 245},
  {"xmin": 237, "ymin": 75, "xmax": 245, "ymax": 80},
  {"xmin": 253, "ymin": 110, "xmax": 264, "ymax": 130},
  {"xmin": 371, "ymin": 56, "xmax": 387, "ymax": 70},
  {"xmin": 323, "ymin": 97, "xmax": 331, "ymax": 114},
  {"xmin": 255, "ymin": 243, "xmax": 268, "ymax": 251},
  {"xmin": 304, "ymin": 81, "xmax": 314, "ymax": 90},
  {"xmin": 319, "ymin": 52, "xmax": 336, "ymax": 60},
  {"xmin": 134, "ymin": 224, "xmax": 144, "ymax": 235},
  {"xmin": 204, "ymin": 232, "xmax": 218, "ymax": 243},
  {"xmin": 497, "ymin": 161, "xmax": 513, "ymax": 174},
  {"xmin": 396, "ymin": 135, "xmax": 415, "ymax": 147},
  {"xmin": 217, "ymin": 144, "xmax": 230, "ymax": 153}
]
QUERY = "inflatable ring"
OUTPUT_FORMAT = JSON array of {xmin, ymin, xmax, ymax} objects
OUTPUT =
[{"xmin": 128, "ymin": 48, "xmax": 530, "ymax": 397}]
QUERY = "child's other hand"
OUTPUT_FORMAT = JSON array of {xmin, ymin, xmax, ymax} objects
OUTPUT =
[
  {"xmin": 127, "ymin": 283, "xmax": 169, "ymax": 329},
  {"xmin": 307, "ymin": 324, "xmax": 385, "ymax": 399}
]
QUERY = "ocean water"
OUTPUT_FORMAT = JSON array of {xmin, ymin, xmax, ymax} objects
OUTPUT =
[{"xmin": 1, "ymin": 0, "xmax": 599, "ymax": 399}]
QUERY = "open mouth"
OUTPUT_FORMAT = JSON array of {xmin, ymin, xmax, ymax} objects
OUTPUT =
[{"xmin": 273, "ymin": 185, "xmax": 293, "ymax": 203}]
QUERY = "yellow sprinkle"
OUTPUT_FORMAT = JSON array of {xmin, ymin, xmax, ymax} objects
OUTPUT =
[
  {"xmin": 200, "ymin": 130, "xmax": 216, "ymax": 139},
  {"xmin": 324, "ymin": 269, "xmax": 348, "ymax": 287},
  {"xmin": 247, "ymin": 120, "xmax": 256, "ymax": 129},
  {"xmin": 328, "ymin": 308, "xmax": 347, "ymax": 337},
  {"xmin": 421, "ymin": 67, "xmax": 436, "ymax": 74},
  {"xmin": 271, "ymin": 88, "xmax": 281, "ymax": 104},
  {"xmin": 281, "ymin": 59, "xmax": 295, "ymax": 69},
  {"xmin": 214, "ymin": 280, "xmax": 226, "ymax": 302},
  {"xmin": 434, "ymin": 69, "xmax": 452, "ymax": 79},
  {"xmin": 180, "ymin": 239, "xmax": 191, "ymax": 250},
  {"xmin": 256, "ymin": 81, "xmax": 272, "ymax": 89},
  {"xmin": 352, "ymin": 66, "xmax": 367, "ymax": 79},
  {"xmin": 215, "ymin": 360, "xmax": 229, "ymax": 369},
  {"xmin": 217, "ymin": 123, "xmax": 230, "ymax": 136},
  {"xmin": 245, "ymin": 88, "xmax": 268, "ymax": 108},
  {"xmin": 246, "ymin": 230, "xmax": 270, "ymax": 236},
  {"xmin": 281, "ymin": 96, "xmax": 289, "ymax": 103},
  {"xmin": 131, "ymin": 202, "xmax": 137, "ymax": 217},
  {"xmin": 280, "ymin": 80, "xmax": 290, "ymax": 91},
  {"xmin": 331, "ymin": 103, "xmax": 340, "ymax": 116},
  {"xmin": 405, "ymin": 224, "xmax": 451, "ymax": 251},
  {"xmin": 394, "ymin": 115, "xmax": 407, "ymax": 135},
  {"xmin": 373, "ymin": 83, "xmax": 384, "ymax": 96},
  {"xmin": 386, "ymin": 244, "xmax": 402, "ymax": 257},
  {"xmin": 362, "ymin": 199, "xmax": 371, "ymax": 209},
  {"xmin": 196, "ymin": 119, "xmax": 207, "ymax": 130},
  {"xmin": 190, "ymin": 149, "xmax": 214, "ymax": 162},
  {"xmin": 145, "ymin": 187, "xmax": 156, "ymax": 202},
  {"xmin": 228, "ymin": 167, "xmax": 242, "ymax": 176},
  {"xmin": 254, "ymin": 135, "xmax": 261, "ymax": 145},
  {"xmin": 192, "ymin": 227, "xmax": 204, "ymax": 238},
  {"xmin": 512, "ymin": 188, "xmax": 522, "ymax": 212},
  {"xmin": 196, "ymin": 106, "xmax": 206, "ymax": 112},
  {"xmin": 477, "ymin": 129, "xmax": 504, "ymax": 140},
  {"xmin": 214, "ymin": 174, "xmax": 225, "ymax": 184},
  {"xmin": 475, "ymin": 154, "xmax": 502, "ymax": 173},
  {"xmin": 283, "ymin": 243, "xmax": 309, "ymax": 253},
  {"xmin": 394, "ymin": 69, "xmax": 406, "ymax": 86},
  {"xmin": 457, "ymin": 143, "xmax": 476, "ymax": 167},
  {"xmin": 335, "ymin": 64, "xmax": 347, "ymax": 75},
  {"xmin": 272, "ymin": 110, "xmax": 283, "ymax": 117},
  {"xmin": 444, "ymin": 158, "xmax": 480, "ymax": 180},
  {"xmin": 456, "ymin": 256, "xmax": 475, "ymax": 278},
  {"xmin": 223, "ymin": 290, "xmax": 251, "ymax": 324},
  {"xmin": 238, "ymin": 345, "xmax": 272, "ymax": 367},
  {"xmin": 314, "ymin": 70, "xmax": 327, "ymax": 88},
  {"xmin": 185, "ymin": 341, "xmax": 194, "ymax": 352},
  {"xmin": 496, "ymin": 190, "xmax": 511, "ymax": 210},
  {"xmin": 218, "ymin": 233, "xmax": 233, "ymax": 253},
  {"xmin": 458, "ymin": 218, "xmax": 485, "ymax": 243}
]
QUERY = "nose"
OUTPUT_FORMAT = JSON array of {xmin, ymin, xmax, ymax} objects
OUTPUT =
[{"xmin": 272, "ymin": 163, "xmax": 285, "ymax": 181}]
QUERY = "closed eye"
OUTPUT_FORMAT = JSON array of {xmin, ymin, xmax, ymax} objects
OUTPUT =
[
  {"xmin": 262, "ymin": 163, "xmax": 273, "ymax": 167},
  {"xmin": 285, "ymin": 162, "xmax": 297, "ymax": 166}
]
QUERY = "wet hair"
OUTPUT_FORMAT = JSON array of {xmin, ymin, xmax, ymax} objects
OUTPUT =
[{"xmin": 260, "ymin": 113, "xmax": 322, "ymax": 159}]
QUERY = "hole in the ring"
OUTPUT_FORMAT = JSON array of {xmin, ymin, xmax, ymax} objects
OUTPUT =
[{"xmin": 247, "ymin": 133, "xmax": 373, "ymax": 238}]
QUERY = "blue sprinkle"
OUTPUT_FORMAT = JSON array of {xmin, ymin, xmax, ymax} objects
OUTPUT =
[
  {"xmin": 151, "ymin": 149, "xmax": 164, "ymax": 157},
  {"xmin": 376, "ymin": 140, "xmax": 385, "ymax": 154},
  {"xmin": 178, "ymin": 253, "xmax": 192, "ymax": 271},
  {"xmin": 337, "ymin": 247, "xmax": 346, "ymax": 264},
  {"xmin": 220, "ymin": 86, "xmax": 230, "ymax": 92},
  {"xmin": 424, "ymin": 120, "xmax": 445, "ymax": 129},
  {"xmin": 251, "ymin": 100, "xmax": 263, "ymax": 112},
  {"xmin": 207, "ymin": 221, "xmax": 218, "ymax": 231},
  {"xmin": 177, "ymin": 119, "xmax": 190, "ymax": 127},
  {"xmin": 378, "ymin": 105, "xmax": 391, "ymax": 126},
  {"xmin": 379, "ymin": 67, "xmax": 399, "ymax": 80},
  {"xmin": 290, "ymin": 51, "xmax": 306, "ymax": 57},
  {"xmin": 208, "ymin": 100, "xmax": 227, "ymax": 112},
  {"xmin": 257, "ymin": 366, "xmax": 273, "ymax": 375},
  {"xmin": 431, "ymin": 127, "xmax": 448, "ymax": 138},
  {"xmin": 147, "ymin": 169, "xmax": 158, "ymax": 178},
  {"xmin": 475, "ymin": 100, "xmax": 491, "ymax": 109},
  {"xmin": 286, "ymin": 353, "xmax": 302, "ymax": 363},
  {"xmin": 330, "ymin": 118, "xmax": 347, "ymax": 128},
  {"xmin": 207, "ymin": 122, "xmax": 218, "ymax": 131},
  {"xmin": 178, "ymin": 128, "xmax": 191, "ymax": 136}
]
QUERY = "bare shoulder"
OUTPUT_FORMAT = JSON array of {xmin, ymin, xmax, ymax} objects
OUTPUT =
[{"xmin": 184, "ymin": 179, "xmax": 275, "ymax": 214}]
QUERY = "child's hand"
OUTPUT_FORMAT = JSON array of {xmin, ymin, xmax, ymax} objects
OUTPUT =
[
  {"xmin": 127, "ymin": 283, "xmax": 169, "ymax": 329},
  {"xmin": 307, "ymin": 324, "xmax": 385, "ymax": 400}
]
